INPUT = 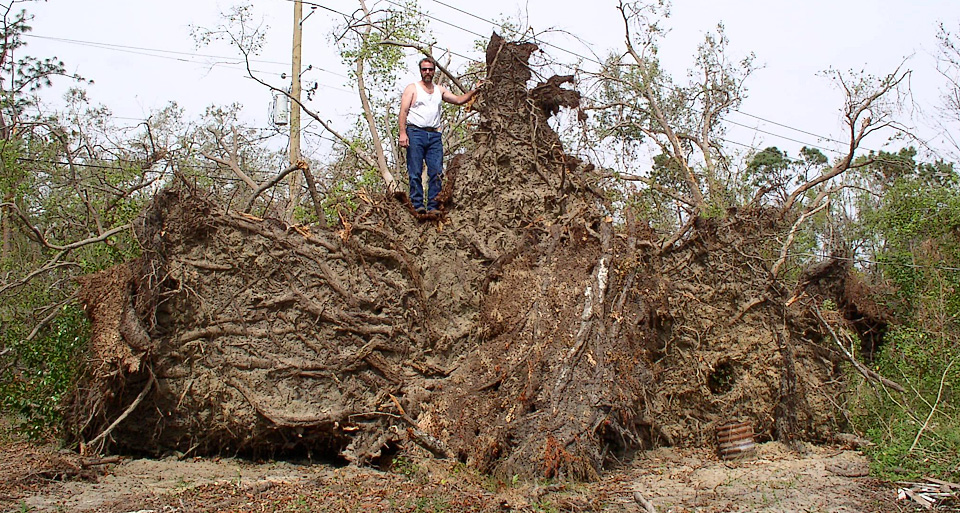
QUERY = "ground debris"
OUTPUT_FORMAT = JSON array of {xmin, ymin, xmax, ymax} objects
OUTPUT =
[
  {"xmin": 6, "ymin": 439, "xmax": 903, "ymax": 512},
  {"xmin": 897, "ymin": 477, "xmax": 960, "ymax": 510}
]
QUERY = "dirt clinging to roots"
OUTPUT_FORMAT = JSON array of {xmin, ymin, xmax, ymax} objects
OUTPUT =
[{"xmin": 70, "ymin": 34, "xmax": 860, "ymax": 480}]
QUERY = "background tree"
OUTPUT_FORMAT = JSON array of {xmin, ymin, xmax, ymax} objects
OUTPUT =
[
  {"xmin": 191, "ymin": 1, "xmax": 485, "ymax": 222},
  {"xmin": 742, "ymin": 146, "xmax": 828, "ymax": 207},
  {"xmin": 587, "ymin": 0, "xmax": 755, "ymax": 217},
  {"xmin": 585, "ymin": 0, "xmax": 908, "ymax": 274},
  {"xmin": 839, "ymin": 148, "xmax": 960, "ymax": 478},
  {"xmin": 0, "ymin": 1, "xmax": 164, "ymax": 435},
  {"xmin": 335, "ymin": 0, "xmax": 423, "ymax": 195},
  {"xmin": 0, "ymin": 0, "xmax": 87, "ymax": 261},
  {"xmin": 936, "ymin": 22, "xmax": 960, "ymax": 159}
]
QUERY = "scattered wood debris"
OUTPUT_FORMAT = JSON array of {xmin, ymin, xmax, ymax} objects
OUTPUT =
[{"xmin": 896, "ymin": 476, "xmax": 960, "ymax": 510}]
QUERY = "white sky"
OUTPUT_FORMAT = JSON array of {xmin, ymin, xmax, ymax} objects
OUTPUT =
[{"xmin": 22, "ymin": 0, "xmax": 960, "ymax": 163}]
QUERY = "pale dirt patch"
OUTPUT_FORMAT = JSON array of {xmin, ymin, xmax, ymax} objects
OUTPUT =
[
  {"xmin": 3, "ymin": 439, "xmax": 906, "ymax": 512},
  {"xmin": 598, "ymin": 442, "xmax": 898, "ymax": 512},
  {"xmin": 20, "ymin": 456, "xmax": 323, "ymax": 512}
]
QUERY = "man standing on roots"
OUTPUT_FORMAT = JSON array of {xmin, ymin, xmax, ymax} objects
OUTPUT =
[{"xmin": 398, "ymin": 57, "xmax": 480, "ymax": 215}]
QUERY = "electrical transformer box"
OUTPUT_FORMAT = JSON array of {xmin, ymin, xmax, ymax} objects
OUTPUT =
[{"xmin": 270, "ymin": 93, "xmax": 290, "ymax": 126}]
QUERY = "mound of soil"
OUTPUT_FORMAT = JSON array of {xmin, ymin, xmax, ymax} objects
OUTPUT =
[{"xmin": 69, "ymin": 34, "xmax": 861, "ymax": 480}]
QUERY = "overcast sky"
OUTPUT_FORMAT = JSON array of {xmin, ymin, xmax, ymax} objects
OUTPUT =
[{"xmin": 21, "ymin": 0, "xmax": 960, "ymax": 162}]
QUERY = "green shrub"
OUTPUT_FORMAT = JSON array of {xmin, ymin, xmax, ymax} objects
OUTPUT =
[
  {"xmin": 0, "ymin": 303, "xmax": 89, "ymax": 440},
  {"xmin": 850, "ymin": 326, "xmax": 960, "ymax": 480}
]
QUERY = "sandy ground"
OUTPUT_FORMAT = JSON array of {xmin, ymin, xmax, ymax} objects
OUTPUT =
[{"xmin": 0, "ymin": 431, "xmax": 920, "ymax": 513}]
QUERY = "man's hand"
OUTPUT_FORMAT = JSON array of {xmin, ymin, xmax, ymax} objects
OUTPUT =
[{"xmin": 399, "ymin": 131, "xmax": 409, "ymax": 148}]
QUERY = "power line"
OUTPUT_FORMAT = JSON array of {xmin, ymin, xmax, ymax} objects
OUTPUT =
[
  {"xmin": 417, "ymin": 3, "xmax": 847, "ymax": 151},
  {"xmin": 411, "ymin": 1, "xmax": 881, "ymax": 155},
  {"xmin": 34, "ymin": 3, "xmax": 845, "ymax": 154},
  {"xmin": 15, "ymin": 156, "xmax": 293, "ymax": 185},
  {"xmin": 29, "ymin": 34, "xmax": 276, "ymax": 78},
  {"xmin": 427, "ymin": 0, "xmax": 494, "ymax": 27},
  {"xmin": 717, "ymin": 137, "xmax": 757, "ymax": 151},
  {"xmin": 724, "ymin": 118, "xmax": 836, "ymax": 154},
  {"xmin": 286, "ymin": 0, "xmax": 479, "ymax": 63},
  {"xmin": 30, "ymin": 3, "xmax": 890, "ymax": 158},
  {"xmin": 26, "ymin": 34, "xmax": 287, "ymax": 66},
  {"xmin": 17, "ymin": 156, "xmax": 217, "ymax": 173},
  {"xmin": 346, "ymin": 0, "xmax": 840, "ymax": 152},
  {"xmin": 379, "ymin": 0, "xmax": 487, "ymax": 40},
  {"xmin": 424, "ymin": 0, "xmax": 604, "ymax": 66},
  {"xmin": 25, "ymin": 33, "xmax": 353, "ymax": 82},
  {"xmin": 733, "ymin": 110, "xmax": 850, "ymax": 148}
]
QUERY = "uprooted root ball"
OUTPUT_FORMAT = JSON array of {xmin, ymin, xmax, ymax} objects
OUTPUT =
[{"xmin": 69, "ymin": 33, "xmax": 856, "ymax": 479}]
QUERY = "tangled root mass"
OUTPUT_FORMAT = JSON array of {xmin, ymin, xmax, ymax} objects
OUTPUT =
[{"xmin": 70, "ymin": 34, "xmax": 870, "ymax": 479}]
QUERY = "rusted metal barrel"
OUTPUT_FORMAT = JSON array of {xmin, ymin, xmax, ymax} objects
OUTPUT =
[{"xmin": 717, "ymin": 421, "xmax": 755, "ymax": 460}]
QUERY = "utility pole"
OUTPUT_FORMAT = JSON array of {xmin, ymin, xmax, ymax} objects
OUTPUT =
[{"xmin": 286, "ymin": 0, "xmax": 303, "ymax": 222}]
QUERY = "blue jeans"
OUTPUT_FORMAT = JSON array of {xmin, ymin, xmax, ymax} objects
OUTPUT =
[{"xmin": 406, "ymin": 126, "xmax": 443, "ymax": 210}]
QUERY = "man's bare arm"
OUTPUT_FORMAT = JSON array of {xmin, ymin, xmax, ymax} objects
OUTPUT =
[
  {"xmin": 441, "ymin": 85, "xmax": 480, "ymax": 105},
  {"xmin": 398, "ymin": 84, "xmax": 416, "ymax": 147}
]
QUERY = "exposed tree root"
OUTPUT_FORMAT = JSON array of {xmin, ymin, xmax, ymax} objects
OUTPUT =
[{"xmin": 67, "ymin": 34, "xmax": 867, "ymax": 480}]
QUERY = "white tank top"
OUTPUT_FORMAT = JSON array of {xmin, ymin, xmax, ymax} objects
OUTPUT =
[{"xmin": 406, "ymin": 82, "xmax": 443, "ymax": 129}]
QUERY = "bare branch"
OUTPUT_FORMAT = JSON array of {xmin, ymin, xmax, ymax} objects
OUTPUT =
[
  {"xmin": 618, "ymin": 3, "xmax": 705, "ymax": 208},
  {"xmin": 86, "ymin": 370, "xmax": 156, "ymax": 453},
  {"xmin": 597, "ymin": 171, "xmax": 694, "ymax": 207},
  {"xmin": 812, "ymin": 305, "xmax": 905, "ymax": 393},
  {"xmin": 355, "ymin": 0, "xmax": 397, "ymax": 193},
  {"xmin": 782, "ymin": 68, "xmax": 910, "ymax": 213},
  {"xmin": 771, "ymin": 194, "xmax": 831, "ymax": 280},
  {"xmin": 909, "ymin": 355, "xmax": 957, "ymax": 453},
  {"xmin": 200, "ymin": 126, "xmax": 259, "ymax": 192},
  {"xmin": 243, "ymin": 162, "xmax": 305, "ymax": 213},
  {"xmin": 0, "ymin": 202, "xmax": 131, "ymax": 252}
]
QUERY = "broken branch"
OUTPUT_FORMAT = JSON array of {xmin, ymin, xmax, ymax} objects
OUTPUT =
[{"xmin": 813, "ymin": 305, "xmax": 905, "ymax": 392}]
